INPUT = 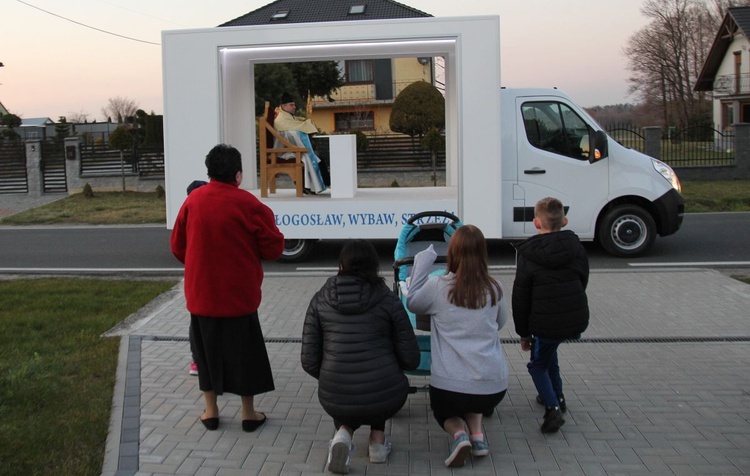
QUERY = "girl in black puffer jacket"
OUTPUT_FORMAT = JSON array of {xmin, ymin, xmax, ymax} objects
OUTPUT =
[{"xmin": 302, "ymin": 240, "xmax": 420, "ymax": 474}]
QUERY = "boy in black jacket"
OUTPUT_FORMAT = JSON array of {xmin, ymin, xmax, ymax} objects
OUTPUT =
[{"xmin": 512, "ymin": 197, "xmax": 589, "ymax": 433}]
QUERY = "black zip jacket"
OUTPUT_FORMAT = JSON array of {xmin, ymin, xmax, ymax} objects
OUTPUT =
[{"xmin": 512, "ymin": 230, "xmax": 589, "ymax": 340}]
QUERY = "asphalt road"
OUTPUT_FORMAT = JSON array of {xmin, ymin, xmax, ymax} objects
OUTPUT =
[{"xmin": 0, "ymin": 213, "xmax": 749, "ymax": 275}]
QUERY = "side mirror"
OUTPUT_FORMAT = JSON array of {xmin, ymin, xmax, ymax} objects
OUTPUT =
[{"xmin": 590, "ymin": 130, "xmax": 608, "ymax": 163}]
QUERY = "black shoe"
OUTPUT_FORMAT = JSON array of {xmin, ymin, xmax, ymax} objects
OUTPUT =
[
  {"xmin": 200, "ymin": 416, "xmax": 219, "ymax": 431},
  {"xmin": 242, "ymin": 413, "xmax": 267, "ymax": 432},
  {"xmin": 303, "ymin": 188, "xmax": 315, "ymax": 195},
  {"xmin": 536, "ymin": 394, "xmax": 566, "ymax": 413},
  {"xmin": 541, "ymin": 406, "xmax": 565, "ymax": 433}
]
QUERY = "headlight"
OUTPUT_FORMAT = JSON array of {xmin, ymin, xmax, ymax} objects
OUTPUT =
[{"xmin": 651, "ymin": 159, "xmax": 681, "ymax": 193}]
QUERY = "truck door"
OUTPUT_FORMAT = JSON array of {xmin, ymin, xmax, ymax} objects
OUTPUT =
[{"xmin": 516, "ymin": 99, "xmax": 609, "ymax": 236}]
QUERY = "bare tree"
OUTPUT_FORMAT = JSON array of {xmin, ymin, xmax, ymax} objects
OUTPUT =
[
  {"xmin": 102, "ymin": 96, "xmax": 139, "ymax": 123},
  {"xmin": 624, "ymin": 0, "xmax": 716, "ymax": 129},
  {"xmin": 67, "ymin": 110, "xmax": 90, "ymax": 123},
  {"xmin": 706, "ymin": 0, "xmax": 750, "ymax": 22}
]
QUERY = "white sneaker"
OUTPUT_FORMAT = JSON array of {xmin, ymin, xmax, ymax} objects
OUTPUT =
[
  {"xmin": 327, "ymin": 428, "xmax": 352, "ymax": 474},
  {"xmin": 368, "ymin": 437, "xmax": 392, "ymax": 463}
]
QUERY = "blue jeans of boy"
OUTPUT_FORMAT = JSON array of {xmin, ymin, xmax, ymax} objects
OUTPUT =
[{"xmin": 527, "ymin": 337, "xmax": 564, "ymax": 408}]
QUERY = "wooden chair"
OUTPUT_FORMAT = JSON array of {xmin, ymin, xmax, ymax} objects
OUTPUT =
[{"xmin": 258, "ymin": 101, "xmax": 306, "ymax": 197}]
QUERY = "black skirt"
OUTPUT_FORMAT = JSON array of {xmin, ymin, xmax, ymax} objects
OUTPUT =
[
  {"xmin": 429, "ymin": 386, "xmax": 507, "ymax": 428},
  {"xmin": 190, "ymin": 312, "xmax": 275, "ymax": 396}
]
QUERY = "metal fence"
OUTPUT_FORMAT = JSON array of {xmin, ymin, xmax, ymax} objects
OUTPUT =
[
  {"xmin": 605, "ymin": 123, "xmax": 735, "ymax": 166},
  {"xmin": 79, "ymin": 143, "xmax": 165, "ymax": 177},
  {"xmin": 0, "ymin": 142, "xmax": 28, "ymax": 194},
  {"xmin": 605, "ymin": 123, "xmax": 645, "ymax": 152},
  {"xmin": 40, "ymin": 140, "xmax": 67, "ymax": 193},
  {"xmin": 662, "ymin": 126, "xmax": 734, "ymax": 166}
]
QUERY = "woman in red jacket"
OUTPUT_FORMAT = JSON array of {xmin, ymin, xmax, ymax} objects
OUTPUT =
[{"xmin": 171, "ymin": 144, "xmax": 285, "ymax": 432}]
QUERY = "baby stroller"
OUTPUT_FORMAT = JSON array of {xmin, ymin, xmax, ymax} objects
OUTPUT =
[{"xmin": 392, "ymin": 211, "xmax": 462, "ymax": 378}]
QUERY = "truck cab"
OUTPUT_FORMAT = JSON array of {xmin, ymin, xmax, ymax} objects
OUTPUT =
[{"xmin": 501, "ymin": 88, "xmax": 683, "ymax": 257}]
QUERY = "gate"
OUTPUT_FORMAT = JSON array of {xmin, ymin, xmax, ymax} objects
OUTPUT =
[
  {"xmin": 662, "ymin": 127, "xmax": 734, "ymax": 166},
  {"xmin": 41, "ymin": 140, "xmax": 68, "ymax": 193},
  {"xmin": 605, "ymin": 124, "xmax": 645, "ymax": 152},
  {"xmin": 0, "ymin": 142, "xmax": 29, "ymax": 194}
]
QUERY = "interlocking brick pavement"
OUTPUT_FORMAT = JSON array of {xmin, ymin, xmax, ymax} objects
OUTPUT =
[{"xmin": 102, "ymin": 270, "xmax": 750, "ymax": 475}]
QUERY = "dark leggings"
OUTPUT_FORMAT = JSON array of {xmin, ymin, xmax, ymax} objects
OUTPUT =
[{"xmin": 333, "ymin": 418, "xmax": 386, "ymax": 432}]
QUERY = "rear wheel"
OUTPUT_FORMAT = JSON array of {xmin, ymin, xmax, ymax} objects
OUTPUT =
[
  {"xmin": 598, "ymin": 205, "xmax": 656, "ymax": 257},
  {"xmin": 278, "ymin": 239, "xmax": 315, "ymax": 263}
]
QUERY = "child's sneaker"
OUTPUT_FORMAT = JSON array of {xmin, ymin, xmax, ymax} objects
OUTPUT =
[
  {"xmin": 444, "ymin": 432, "xmax": 472, "ymax": 467},
  {"xmin": 189, "ymin": 362, "xmax": 198, "ymax": 376},
  {"xmin": 470, "ymin": 436, "xmax": 489, "ymax": 457},
  {"xmin": 536, "ymin": 394, "xmax": 566, "ymax": 412},
  {"xmin": 368, "ymin": 437, "xmax": 391, "ymax": 463},
  {"xmin": 327, "ymin": 428, "xmax": 353, "ymax": 474},
  {"xmin": 541, "ymin": 406, "xmax": 565, "ymax": 433}
]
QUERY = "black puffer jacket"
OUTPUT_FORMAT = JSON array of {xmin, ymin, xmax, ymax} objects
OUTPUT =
[
  {"xmin": 512, "ymin": 230, "xmax": 589, "ymax": 340},
  {"xmin": 301, "ymin": 275, "xmax": 420, "ymax": 421}
]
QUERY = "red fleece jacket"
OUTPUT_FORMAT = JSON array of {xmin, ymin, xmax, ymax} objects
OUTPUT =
[{"xmin": 170, "ymin": 180, "xmax": 284, "ymax": 317}]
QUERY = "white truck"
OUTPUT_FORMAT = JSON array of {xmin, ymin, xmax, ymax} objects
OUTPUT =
[{"xmin": 162, "ymin": 16, "xmax": 683, "ymax": 262}]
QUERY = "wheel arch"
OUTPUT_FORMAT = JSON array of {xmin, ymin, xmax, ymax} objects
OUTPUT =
[{"xmin": 594, "ymin": 195, "xmax": 662, "ymax": 241}]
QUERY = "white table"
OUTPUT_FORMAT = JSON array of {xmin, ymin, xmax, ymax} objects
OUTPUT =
[{"xmin": 318, "ymin": 135, "xmax": 357, "ymax": 198}]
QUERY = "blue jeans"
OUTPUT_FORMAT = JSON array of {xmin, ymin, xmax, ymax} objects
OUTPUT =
[{"xmin": 527, "ymin": 337, "xmax": 565, "ymax": 408}]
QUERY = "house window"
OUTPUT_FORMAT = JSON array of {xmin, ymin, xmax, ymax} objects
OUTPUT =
[
  {"xmin": 349, "ymin": 5, "xmax": 366, "ymax": 14},
  {"xmin": 335, "ymin": 111, "xmax": 374, "ymax": 131},
  {"xmin": 271, "ymin": 10, "xmax": 289, "ymax": 20},
  {"xmin": 346, "ymin": 60, "xmax": 373, "ymax": 83},
  {"xmin": 722, "ymin": 102, "xmax": 734, "ymax": 129}
]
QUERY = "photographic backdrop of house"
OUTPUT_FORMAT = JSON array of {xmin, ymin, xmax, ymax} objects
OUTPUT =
[{"xmin": 220, "ymin": 0, "xmax": 442, "ymax": 134}]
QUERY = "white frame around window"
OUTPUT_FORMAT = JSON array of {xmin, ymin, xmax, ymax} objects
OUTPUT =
[{"xmin": 162, "ymin": 16, "xmax": 502, "ymax": 232}]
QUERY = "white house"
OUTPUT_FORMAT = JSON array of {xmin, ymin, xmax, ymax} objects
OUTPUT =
[{"xmin": 695, "ymin": 7, "xmax": 750, "ymax": 130}]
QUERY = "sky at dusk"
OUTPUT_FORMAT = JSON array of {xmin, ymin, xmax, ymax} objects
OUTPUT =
[{"xmin": 2, "ymin": 0, "xmax": 650, "ymax": 121}]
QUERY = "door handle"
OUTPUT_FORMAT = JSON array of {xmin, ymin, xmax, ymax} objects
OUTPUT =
[{"xmin": 524, "ymin": 168, "xmax": 546, "ymax": 174}]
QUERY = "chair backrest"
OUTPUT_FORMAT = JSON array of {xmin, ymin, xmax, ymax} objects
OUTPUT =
[
  {"xmin": 259, "ymin": 101, "xmax": 308, "ymax": 163},
  {"xmin": 264, "ymin": 102, "xmax": 275, "ymax": 149}
]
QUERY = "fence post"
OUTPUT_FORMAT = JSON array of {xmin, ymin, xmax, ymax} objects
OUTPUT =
[
  {"xmin": 64, "ymin": 136, "xmax": 83, "ymax": 194},
  {"xmin": 643, "ymin": 126, "xmax": 662, "ymax": 160},
  {"xmin": 25, "ymin": 140, "xmax": 42, "ymax": 197},
  {"xmin": 732, "ymin": 123, "xmax": 750, "ymax": 179}
]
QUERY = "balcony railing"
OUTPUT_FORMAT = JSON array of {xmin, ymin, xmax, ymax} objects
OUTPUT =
[
  {"xmin": 313, "ymin": 80, "xmax": 435, "ymax": 106},
  {"xmin": 713, "ymin": 73, "xmax": 750, "ymax": 95}
]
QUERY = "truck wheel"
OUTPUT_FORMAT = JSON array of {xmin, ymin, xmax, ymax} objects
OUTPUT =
[
  {"xmin": 278, "ymin": 239, "xmax": 315, "ymax": 263},
  {"xmin": 598, "ymin": 205, "xmax": 656, "ymax": 257}
]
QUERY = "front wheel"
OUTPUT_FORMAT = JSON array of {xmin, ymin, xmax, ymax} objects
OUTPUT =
[
  {"xmin": 598, "ymin": 205, "xmax": 656, "ymax": 257},
  {"xmin": 278, "ymin": 239, "xmax": 316, "ymax": 263}
]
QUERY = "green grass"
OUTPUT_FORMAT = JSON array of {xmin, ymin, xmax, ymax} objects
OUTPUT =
[
  {"xmin": 0, "ymin": 278, "xmax": 177, "ymax": 476},
  {"xmin": 0, "ymin": 191, "xmax": 166, "ymax": 225},
  {"xmin": 680, "ymin": 179, "xmax": 750, "ymax": 213}
]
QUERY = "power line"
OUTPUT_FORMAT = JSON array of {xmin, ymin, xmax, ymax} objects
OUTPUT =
[
  {"xmin": 17, "ymin": 0, "xmax": 160, "ymax": 46},
  {"xmin": 96, "ymin": 0, "xmax": 187, "ymax": 27}
]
